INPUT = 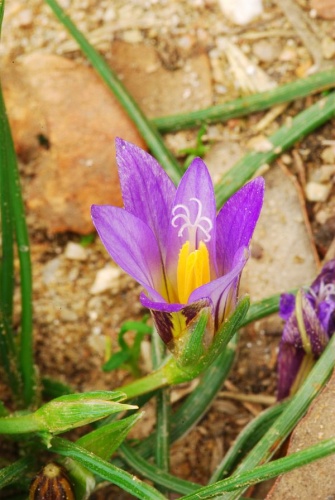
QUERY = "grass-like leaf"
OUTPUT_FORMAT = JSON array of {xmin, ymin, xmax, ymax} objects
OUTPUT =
[
  {"xmin": 49, "ymin": 437, "xmax": 167, "ymax": 500},
  {"xmin": 215, "ymin": 91, "xmax": 335, "ymax": 208},
  {"xmin": 153, "ymin": 69, "xmax": 335, "ymax": 132}
]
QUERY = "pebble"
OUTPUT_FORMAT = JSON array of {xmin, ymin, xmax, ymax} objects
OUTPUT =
[
  {"xmin": 59, "ymin": 308, "xmax": 78, "ymax": 322},
  {"xmin": 310, "ymin": 165, "xmax": 335, "ymax": 183},
  {"xmin": 252, "ymin": 40, "xmax": 280, "ymax": 63},
  {"xmin": 305, "ymin": 181, "xmax": 332, "ymax": 202},
  {"xmin": 64, "ymin": 242, "xmax": 87, "ymax": 261},
  {"xmin": 90, "ymin": 265, "xmax": 122, "ymax": 295},
  {"xmin": 17, "ymin": 8, "xmax": 33, "ymax": 28},
  {"xmin": 217, "ymin": 0, "xmax": 263, "ymax": 25},
  {"xmin": 321, "ymin": 146, "xmax": 335, "ymax": 164},
  {"xmin": 43, "ymin": 258, "xmax": 61, "ymax": 285}
]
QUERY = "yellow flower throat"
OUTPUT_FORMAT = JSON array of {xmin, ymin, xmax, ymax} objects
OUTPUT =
[{"xmin": 177, "ymin": 241, "xmax": 210, "ymax": 304}]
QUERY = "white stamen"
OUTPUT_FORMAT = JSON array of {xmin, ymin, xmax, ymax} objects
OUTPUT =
[{"xmin": 171, "ymin": 197, "xmax": 213, "ymax": 242}]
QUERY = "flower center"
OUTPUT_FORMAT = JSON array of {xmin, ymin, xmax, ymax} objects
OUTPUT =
[{"xmin": 177, "ymin": 240, "xmax": 210, "ymax": 304}]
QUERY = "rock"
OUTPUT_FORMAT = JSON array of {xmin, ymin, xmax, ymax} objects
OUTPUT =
[
  {"xmin": 108, "ymin": 41, "xmax": 212, "ymax": 118},
  {"xmin": 267, "ymin": 371, "xmax": 335, "ymax": 499},
  {"xmin": 311, "ymin": 0, "xmax": 335, "ymax": 19},
  {"xmin": 2, "ymin": 53, "xmax": 146, "ymax": 234},
  {"xmin": 217, "ymin": 0, "xmax": 263, "ymax": 25},
  {"xmin": 59, "ymin": 308, "xmax": 78, "ymax": 323},
  {"xmin": 90, "ymin": 265, "xmax": 122, "ymax": 295},
  {"xmin": 64, "ymin": 242, "xmax": 87, "ymax": 261},
  {"xmin": 305, "ymin": 181, "xmax": 332, "ymax": 202},
  {"xmin": 42, "ymin": 258, "xmax": 61, "ymax": 285},
  {"xmin": 252, "ymin": 40, "xmax": 281, "ymax": 63},
  {"xmin": 321, "ymin": 146, "xmax": 335, "ymax": 164}
]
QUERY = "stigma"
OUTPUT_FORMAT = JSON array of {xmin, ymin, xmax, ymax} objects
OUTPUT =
[{"xmin": 177, "ymin": 240, "xmax": 210, "ymax": 304}]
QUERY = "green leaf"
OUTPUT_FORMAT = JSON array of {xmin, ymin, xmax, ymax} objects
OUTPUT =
[
  {"xmin": 77, "ymin": 413, "xmax": 142, "ymax": 460},
  {"xmin": 49, "ymin": 437, "xmax": 166, "ymax": 500},
  {"xmin": 102, "ymin": 350, "xmax": 131, "ymax": 372},
  {"xmin": 0, "ymin": 457, "xmax": 31, "ymax": 489}
]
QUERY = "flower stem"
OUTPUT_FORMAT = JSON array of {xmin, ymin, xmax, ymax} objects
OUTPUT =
[
  {"xmin": 153, "ymin": 69, "xmax": 335, "ymax": 132},
  {"xmin": 151, "ymin": 330, "xmax": 170, "ymax": 490}
]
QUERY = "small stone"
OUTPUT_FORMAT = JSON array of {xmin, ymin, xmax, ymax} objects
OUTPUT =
[
  {"xmin": 17, "ymin": 8, "xmax": 33, "ymax": 28},
  {"xmin": 43, "ymin": 258, "xmax": 61, "ymax": 285},
  {"xmin": 321, "ymin": 146, "xmax": 335, "ymax": 164},
  {"xmin": 217, "ymin": 0, "xmax": 263, "ymax": 25},
  {"xmin": 64, "ymin": 242, "xmax": 87, "ymax": 261},
  {"xmin": 252, "ymin": 40, "xmax": 280, "ymax": 63},
  {"xmin": 59, "ymin": 308, "xmax": 78, "ymax": 322},
  {"xmin": 90, "ymin": 265, "xmax": 122, "ymax": 294},
  {"xmin": 310, "ymin": 165, "xmax": 335, "ymax": 183},
  {"xmin": 305, "ymin": 182, "xmax": 332, "ymax": 202},
  {"xmin": 121, "ymin": 29, "xmax": 143, "ymax": 43},
  {"xmin": 247, "ymin": 135, "xmax": 273, "ymax": 152}
]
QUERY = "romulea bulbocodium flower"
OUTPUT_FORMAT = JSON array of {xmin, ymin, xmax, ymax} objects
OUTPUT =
[{"xmin": 29, "ymin": 462, "xmax": 74, "ymax": 500}]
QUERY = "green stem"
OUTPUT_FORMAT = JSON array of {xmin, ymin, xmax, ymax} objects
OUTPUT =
[
  {"xmin": 153, "ymin": 69, "xmax": 335, "ymax": 132},
  {"xmin": 215, "ymin": 91, "xmax": 335, "ymax": 208},
  {"xmin": 151, "ymin": 330, "xmax": 170, "ymax": 483},
  {"xmin": 0, "ymin": 413, "xmax": 39, "ymax": 434},
  {"xmin": 44, "ymin": 0, "xmax": 182, "ymax": 184},
  {"xmin": 180, "ymin": 438, "xmax": 335, "ymax": 498}
]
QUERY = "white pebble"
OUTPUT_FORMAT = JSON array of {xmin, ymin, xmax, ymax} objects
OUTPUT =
[
  {"xmin": 64, "ymin": 242, "xmax": 87, "ymax": 261},
  {"xmin": 217, "ymin": 0, "xmax": 263, "ymax": 26},
  {"xmin": 305, "ymin": 182, "xmax": 332, "ymax": 202},
  {"xmin": 90, "ymin": 266, "xmax": 122, "ymax": 295}
]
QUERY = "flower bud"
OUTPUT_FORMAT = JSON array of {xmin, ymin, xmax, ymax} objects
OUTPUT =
[{"xmin": 29, "ymin": 463, "xmax": 74, "ymax": 500}]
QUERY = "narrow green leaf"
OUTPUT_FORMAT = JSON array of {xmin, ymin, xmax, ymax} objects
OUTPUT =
[
  {"xmin": 153, "ymin": 69, "xmax": 335, "ymax": 132},
  {"xmin": 120, "ymin": 442, "xmax": 199, "ymax": 495},
  {"xmin": 49, "ymin": 437, "xmax": 166, "ymax": 500},
  {"xmin": 0, "ymin": 457, "xmax": 31, "ymax": 489},
  {"xmin": 77, "ymin": 413, "xmax": 143, "ymax": 460},
  {"xmin": 209, "ymin": 401, "xmax": 289, "ymax": 482},
  {"xmin": 215, "ymin": 91, "xmax": 335, "ymax": 208},
  {"xmin": 218, "ymin": 333, "xmax": 335, "ymax": 499},
  {"xmin": 180, "ymin": 438, "xmax": 335, "ymax": 498}
]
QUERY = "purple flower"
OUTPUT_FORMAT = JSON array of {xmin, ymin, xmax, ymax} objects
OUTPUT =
[
  {"xmin": 91, "ymin": 139, "xmax": 264, "ymax": 355},
  {"xmin": 277, "ymin": 259, "xmax": 335, "ymax": 400}
]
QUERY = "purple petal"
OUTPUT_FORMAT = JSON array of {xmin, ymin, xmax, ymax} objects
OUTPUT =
[
  {"xmin": 279, "ymin": 293, "xmax": 296, "ymax": 321},
  {"xmin": 310, "ymin": 258, "xmax": 335, "ymax": 294},
  {"xmin": 91, "ymin": 205, "xmax": 164, "ymax": 302},
  {"xmin": 116, "ymin": 138, "xmax": 176, "ymax": 259},
  {"xmin": 301, "ymin": 291, "xmax": 329, "ymax": 356},
  {"xmin": 189, "ymin": 246, "xmax": 248, "ymax": 327},
  {"xmin": 216, "ymin": 178, "xmax": 264, "ymax": 276},
  {"xmin": 277, "ymin": 341, "xmax": 304, "ymax": 400},
  {"xmin": 166, "ymin": 158, "xmax": 217, "ymax": 284}
]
